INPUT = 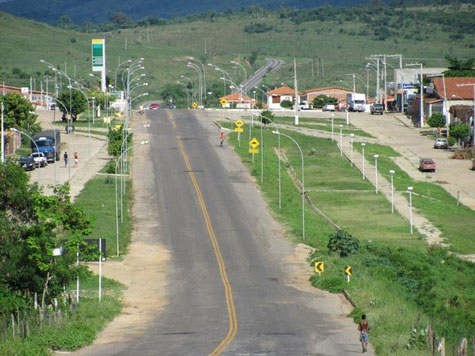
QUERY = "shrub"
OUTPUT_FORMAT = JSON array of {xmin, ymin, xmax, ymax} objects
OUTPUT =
[
  {"xmin": 426, "ymin": 112, "xmax": 446, "ymax": 128},
  {"xmin": 327, "ymin": 230, "xmax": 360, "ymax": 257},
  {"xmin": 448, "ymin": 136, "xmax": 456, "ymax": 146},
  {"xmin": 280, "ymin": 100, "xmax": 293, "ymax": 109},
  {"xmin": 260, "ymin": 110, "xmax": 275, "ymax": 125}
]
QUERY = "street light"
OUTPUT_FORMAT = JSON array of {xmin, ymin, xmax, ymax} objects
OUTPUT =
[
  {"xmin": 407, "ymin": 186, "xmax": 413, "ymax": 234},
  {"xmin": 10, "ymin": 128, "xmax": 40, "ymax": 185},
  {"xmin": 389, "ymin": 170, "xmax": 395, "ymax": 213},
  {"xmin": 361, "ymin": 143, "xmax": 366, "ymax": 179},
  {"xmin": 374, "ymin": 154, "xmax": 379, "ymax": 193},
  {"xmin": 272, "ymin": 131, "xmax": 305, "ymax": 240},
  {"xmin": 115, "ymin": 140, "xmax": 149, "ymax": 256}
]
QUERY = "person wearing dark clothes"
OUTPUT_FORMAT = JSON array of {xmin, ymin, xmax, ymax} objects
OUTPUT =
[{"xmin": 358, "ymin": 314, "xmax": 370, "ymax": 353}]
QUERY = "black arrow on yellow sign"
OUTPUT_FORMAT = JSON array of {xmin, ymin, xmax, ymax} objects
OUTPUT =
[
  {"xmin": 314, "ymin": 261, "xmax": 324, "ymax": 273},
  {"xmin": 345, "ymin": 265, "xmax": 352, "ymax": 276}
]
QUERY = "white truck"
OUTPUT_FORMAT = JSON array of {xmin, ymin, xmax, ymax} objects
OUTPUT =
[{"xmin": 346, "ymin": 93, "xmax": 366, "ymax": 112}]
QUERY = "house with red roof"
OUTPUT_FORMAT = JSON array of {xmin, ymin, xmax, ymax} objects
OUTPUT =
[
  {"xmin": 304, "ymin": 86, "xmax": 353, "ymax": 108},
  {"xmin": 219, "ymin": 91, "xmax": 256, "ymax": 109},
  {"xmin": 266, "ymin": 86, "xmax": 304, "ymax": 110}
]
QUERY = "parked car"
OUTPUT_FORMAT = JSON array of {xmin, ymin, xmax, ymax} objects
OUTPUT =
[
  {"xmin": 322, "ymin": 104, "xmax": 336, "ymax": 112},
  {"xmin": 419, "ymin": 158, "xmax": 436, "ymax": 172},
  {"xmin": 434, "ymin": 137, "xmax": 448, "ymax": 149},
  {"xmin": 31, "ymin": 152, "xmax": 48, "ymax": 167},
  {"xmin": 149, "ymin": 103, "xmax": 160, "ymax": 110},
  {"xmin": 370, "ymin": 103, "xmax": 384, "ymax": 115},
  {"xmin": 18, "ymin": 156, "xmax": 36, "ymax": 171}
]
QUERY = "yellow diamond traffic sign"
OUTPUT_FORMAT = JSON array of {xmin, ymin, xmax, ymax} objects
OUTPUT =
[
  {"xmin": 345, "ymin": 265, "xmax": 352, "ymax": 276},
  {"xmin": 235, "ymin": 119, "xmax": 244, "ymax": 128},
  {"xmin": 249, "ymin": 138, "xmax": 260, "ymax": 149},
  {"xmin": 220, "ymin": 99, "xmax": 227, "ymax": 107},
  {"xmin": 192, "ymin": 102, "xmax": 198, "ymax": 109},
  {"xmin": 234, "ymin": 127, "xmax": 244, "ymax": 133},
  {"xmin": 314, "ymin": 261, "xmax": 324, "ymax": 273}
]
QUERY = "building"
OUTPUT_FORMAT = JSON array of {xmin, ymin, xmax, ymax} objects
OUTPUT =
[
  {"xmin": 266, "ymin": 86, "xmax": 304, "ymax": 110},
  {"xmin": 219, "ymin": 92, "xmax": 256, "ymax": 109},
  {"xmin": 304, "ymin": 86, "xmax": 353, "ymax": 107},
  {"xmin": 431, "ymin": 77, "xmax": 475, "ymax": 124},
  {"xmin": 0, "ymin": 83, "xmax": 52, "ymax": 108}
]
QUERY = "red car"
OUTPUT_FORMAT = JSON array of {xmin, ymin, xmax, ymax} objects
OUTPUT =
[
  {"xmin": 149, "ymin": 103, "xmax": 160, "ymax": 110},
  {"xmin": 419, "ymin": 158, "xmax": 436, "ymax": 172}
]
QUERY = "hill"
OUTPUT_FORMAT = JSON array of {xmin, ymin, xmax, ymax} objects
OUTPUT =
[
  {"xmin": 0, "ymin": 4, "xmax": 474, "ymax": 107},
  {"xmin": 0, "ymin": 0, "xmax": 373, "ymax": 25}
]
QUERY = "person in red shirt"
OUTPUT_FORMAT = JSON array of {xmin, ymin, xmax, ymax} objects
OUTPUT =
[{"xmin": 220, "ymin": 132, "xmax": 225, "ymax": 147}]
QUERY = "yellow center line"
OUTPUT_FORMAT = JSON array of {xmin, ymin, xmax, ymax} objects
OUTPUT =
[{"xmin": 176, "ymin": 135, "xmax": 238, "ymax": 355}]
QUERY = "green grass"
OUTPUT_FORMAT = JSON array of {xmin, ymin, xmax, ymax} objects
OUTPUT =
[
  {"xmin": 75, "ymin": 175, "xmax": 132, "ymax": 257},
  {"xmin": 52, "ymin": 118, "xmax": 123, "ymax": 129},
  {"xmin": 270, "ymin": 116, "xmax": 374, "ymax": 138},
  {"xmin": 225, "ymin": 121, "xmax": 475, "ymax": 355},
  {"xmin": 354, "ymin": 143, "xmax": 475, "ymax": 254},
  {"xmin": 0, "ymin": 274, "xmax": 123, "ymax": 356}
]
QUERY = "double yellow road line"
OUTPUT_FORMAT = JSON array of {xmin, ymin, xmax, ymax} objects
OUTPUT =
[{"xmin": 177, "ymin": 135, "xmax": 238, "ymax": 355}]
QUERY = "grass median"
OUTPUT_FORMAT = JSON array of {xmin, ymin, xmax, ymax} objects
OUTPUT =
[
  {"xmin": 224, "ymin": 121, "xmax": 475, "ymax": 355},
  {"xmin": 75, "ymin": 175, "xmax": 132, "ymax": 257}
]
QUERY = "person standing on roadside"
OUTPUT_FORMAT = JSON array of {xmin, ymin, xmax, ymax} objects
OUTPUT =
[
  {"xmin": 74, "ymin": 152, "xmax": 79, "ymax": 168},
  {"xmin": 220, "ymin": 132, "xmax": 225, "ymax": 147},
  {"xmin": 358, "ymin": 314, "xmax": 370, "ymax": 353},
  {"xmin": 63, "ymin": 151, "xmax": 68, "ymax": 168}
]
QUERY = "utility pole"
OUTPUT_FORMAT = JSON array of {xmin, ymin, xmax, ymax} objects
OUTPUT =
[
  {"xmin": 311, "ymin": 59, "xmax": 314, "ymax": 77},
  {"xmin": 1, "ymin": 100, "xmax": 4, "ymax": 163},
  {"xmin": 294, "ymin": 58, "xmax": 299, "ymax": 126}
]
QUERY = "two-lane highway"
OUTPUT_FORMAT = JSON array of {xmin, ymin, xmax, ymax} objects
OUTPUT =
[{"xmin": 74, "ymin": 109, "xmax": 365, "ymax": 355}]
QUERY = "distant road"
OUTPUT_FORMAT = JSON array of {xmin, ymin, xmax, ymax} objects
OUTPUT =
[{"xmin": 240, "ymin": 58, "xmax": 285, "ymax": 93}]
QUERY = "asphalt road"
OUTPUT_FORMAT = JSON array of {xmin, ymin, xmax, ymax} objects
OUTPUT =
[
  {"xmin": 240, "ymin": 58, "xmax": 285, "ymax": 93},
  {"xmin": 77, "ymin": 109, "xmax": 365, "ymax": 356}
]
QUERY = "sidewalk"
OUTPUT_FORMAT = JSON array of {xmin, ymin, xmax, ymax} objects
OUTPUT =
[{"xmin": 32, "ymin": 110, "xmax": 109, "ymax": 200}]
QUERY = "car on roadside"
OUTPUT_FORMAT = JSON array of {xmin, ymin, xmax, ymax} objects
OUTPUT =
[
  {"xmin": 370, "ymin": 103, "xmax": 384, "ymax": 115},
  {"xmin": 419, "ymin": 158, "xmax": 436, "ymax": 172},
  {"xmin": 322, "ymin": 104, "xmax": 335, "ymax": 112},
  {"xmin": 31, "ymin": 152, "xmax": 48, "ymax": 167},
  {"xmin": 434, "ymin": 137, "xmax": 448, "ymax": 149},
  {"xmin": 149, "ymin": 103, "xmax": 160, "ymax": 110},
  {"xmin": 18, "ymin": 156, "xmax": 36, "ymax": 171}
]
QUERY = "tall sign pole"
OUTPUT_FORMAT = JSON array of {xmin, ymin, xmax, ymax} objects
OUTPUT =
[
  {"xmin": 92, "ymin": 39, "xmax": 106, "ymax": 92},
  {"xmin": 294, "ymin": 58, "xmax": 299, "ymax": 126}
]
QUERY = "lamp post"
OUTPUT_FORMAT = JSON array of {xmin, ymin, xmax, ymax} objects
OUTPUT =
[
  {"xmin": 272, "ymin": 131, "xmax": 305, "ymax": 240},
  {"xmin": 68, "ymin": 84, "xmax": 91, "ymax": 158},
  {"xmin": 53, "ymin": 97, "xmax": 71, "ymax": 181},
  {"xmin": 339, "ymin": 125, "xmax": 343, "ymax": 156},
  {"xmin": 115, "ymin": 59, "xmax": 132, "ymax": 89},
  {"xmin": 390, "ymin": 170, "xmax": 395, "ymax": 213},
  {"xmin": 188, "ymin": 57, "xmax": 207, "ymax": 103},
  {"xmin": 350, "ymin": 133, "xmax": 354, "ymax": 167},
  {"xmin": 407, "ymin": 186, "xmax": 413, "ymax": 234},
  {"xmin": 361, "ymin": 143, "xmax": 366, "ymax": 179},
  {"xmin": 11, "ymin": 128, "xmax": 40, "ymax": 185},
  {"xmin": 1, "ymin": 99, "xmax": 4, "ymax": 163},
  {"xmin": 374, "ymin": 154, "xmax": 379, "ymax": 193},
  {"xmin": 115, "ymin": 140, "xmax": 149, "ymax": 256},
  {"xmin": 231, "ymin": 60, "xmax": 248, "ymax": 94}
]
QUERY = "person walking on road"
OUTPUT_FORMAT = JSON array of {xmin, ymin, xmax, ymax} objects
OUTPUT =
[
  {"xmin": 63, "ymin": 151, "xmax": 68, "ymax": 168},
  {"xmin": 74, "ymin": 152, "xmax": 79, "ymax": 168},
  {"xmin": 220, "ymin": 132, "xmax": 225, "ymax": 147},
  {"xmin": 358, "ymin": 314, "xmax": 370, "ymax": 353}
]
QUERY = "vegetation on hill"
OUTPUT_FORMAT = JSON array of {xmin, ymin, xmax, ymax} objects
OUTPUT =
[{"xmin": 0, "ymin": 2, "xmax": 473, "ymax": 107}]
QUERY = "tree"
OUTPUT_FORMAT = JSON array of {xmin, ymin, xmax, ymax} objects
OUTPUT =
[
  {"xmin": 450, "ymin": 123, "xmax": 471, "ymax": 144},
  {"xmin": 1, "ymin": 93, "xmax": 40, "ymax": 136},
  {"xmin": 313, "ymin": 95, "xmax": 337, "ymax": 109},
  {"xmin": 107, "ymin": 125, "xmax": 131, "ymax": 157},
  {"xmin": 426, "ymin": 112, "xmax": 446, "ymax": 129},
  {"xmin": 260, "ymin": 109, "xmax": 275, "ymax": 124},
  {"xmin": 443, "ymin": 56, "xmax": 475, "ymax": 77},
  {"xmin": 56, "ymin": 89, "xmax": 87, "ymax": 121},
  {"xmin": 55, "ymin": 15, "xmax": 75, "ymax": 28},
  {"xmin": 110, "ymin": 12, "xmax": 135, "ymax": 29},
  {"xmin": 0, "ymin": 162, "xmax": 91, "ymax": 314}
]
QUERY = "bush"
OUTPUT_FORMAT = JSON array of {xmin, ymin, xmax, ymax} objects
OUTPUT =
[
  {"xmin": 260, "ymin": 110, "xmax": 275, "ymax": 125},
  {"xmin": 327, "ymin": 230, "xmax": 360, "ymax": 257},
  {"xmin": 280, "ymin": 100, "xmax": 293, "ymax": 109},
  {"xmin": 448, "ymin": 136, "xmax": 456, "ymax": 146},
  {"xmin": 426, "ymin": 112, "xmax": 446, "ymax": 128}
]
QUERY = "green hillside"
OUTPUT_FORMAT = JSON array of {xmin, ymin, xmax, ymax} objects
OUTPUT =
[{"xmin": 0, "ymin": 4, "xmax": 474, "ymax": 107}]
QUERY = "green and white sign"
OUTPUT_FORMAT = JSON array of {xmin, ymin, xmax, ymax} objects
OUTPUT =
[{"xmin": 91, "ymin": 39, "xmax": 105, "ymax": 72}]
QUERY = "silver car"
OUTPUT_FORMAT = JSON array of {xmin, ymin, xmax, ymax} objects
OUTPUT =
[
  {"xmin": 31, "ymin": 152, "xmax": 48, "ymax": 167},
  {"xmin": 434, "ymin": 137, "xmax": 448, "ymax": 149}
]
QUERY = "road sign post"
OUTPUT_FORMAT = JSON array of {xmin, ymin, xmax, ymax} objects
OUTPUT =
[
  {"xmin": 91, "ymin": 39, "xmax": 106, "ymax": 92},
  {"xmin": 249, "ymin": 137, "xmax": 259, "ymax": 163},
  {"xmin": 234, "ymin": 119, "xmax": 244, "ymax": 147},
  {"xmin": 192, "ymin": 102, "xmax": 198, "ymax": 109},
  {"xmin": 314, "ymin": 261, "xmax": 324, "ymax": 276},
  {"xmin": 345, "ymin": 265, "xmax": 352, "ymax": 283}
]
